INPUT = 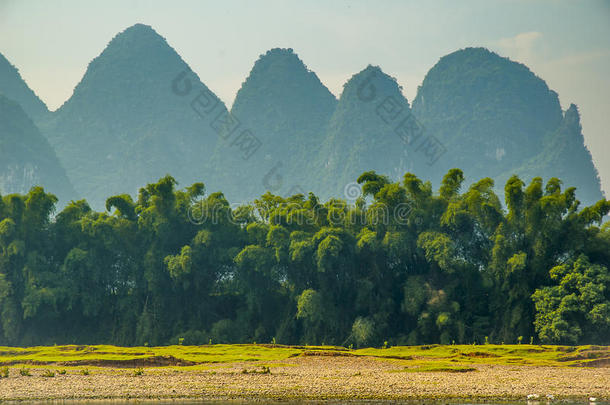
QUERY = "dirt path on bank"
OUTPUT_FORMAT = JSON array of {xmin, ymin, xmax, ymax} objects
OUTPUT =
[{"xmin": 1, "ymin": 355, "xmax": 608, "ymax": 401}]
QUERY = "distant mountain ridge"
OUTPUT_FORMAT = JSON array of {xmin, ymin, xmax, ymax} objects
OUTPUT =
[
  {"xmin": 38, "ymin": 24, "xmax": 228, "ymax": 209},
  {"xmin": 0, "ymin": 53, "xmax": 49, "ymax": 121},
  {"xmin": 314, "ymin": 65, "xmax": 429, "ymax": 199},
  {"xmin": 0, "ymin": 26, "xmax": 603, "ymax": 207},
  {"xmin": 498, "ymin": 104, "xmax": 603, "ymax": 204},
  {"xmin": 206, "ymin": 48, "xmax": 337, "ymax": 201},
  {"xmin": 412, "ymin": 47, "xmax": 564, "ymax": 180},
  {"xmin": 412, "ymin": 47, "xmax": 602, "ymax": 204},
  {"xmin": 0, "ymin": 95, "xmax": 76, "ymax": 203}
]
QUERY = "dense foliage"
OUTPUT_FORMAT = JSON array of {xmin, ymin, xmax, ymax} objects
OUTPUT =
[{"xmin": 1, "ymin": 170, "xmax": 608, "ymax": 347}]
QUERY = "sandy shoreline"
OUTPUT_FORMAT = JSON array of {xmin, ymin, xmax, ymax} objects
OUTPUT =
[{"xmin": 0, "ymin": 355, "xmax": 608, "ymax": 401}]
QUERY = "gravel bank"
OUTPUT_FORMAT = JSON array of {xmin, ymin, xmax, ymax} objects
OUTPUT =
[{"xmin": 0, "ymin": 356, "xmax": 608, "ymax": 401}]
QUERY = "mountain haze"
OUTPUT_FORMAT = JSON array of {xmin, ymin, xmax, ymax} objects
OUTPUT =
[
  {"xmin": 207, "ymin": 48, "xmax": 337, "ymax": 201},
  {"xmin": 0, "ymin": 53, "xmax": 49, "ymax": 121},
  {"xmin": 412, "ymin": 47, "xmax": 603, "ymax": 204},
  {"xmin": 412, "ymin": 48, "xmax": 563, "ymax": 178},
  {"xmin": 3, "ymin": 23, "xmax": 601, "ymax": 207},
  {"xmin": 40, "ymin": 24, "xmax": 227, "ymax": 209},
  {"xmin": 0, "ymin": 95, "xmax": 76, "ymax": 202},
  {"xmin": 315, "ymin": 65, "xmax": 426, "ymax": 198},
  {"xmin": 499, "ymin": 104, "xmax": 603, "ymax": 204}
]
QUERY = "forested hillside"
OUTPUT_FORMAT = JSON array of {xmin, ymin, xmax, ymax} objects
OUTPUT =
[
  {"xmin": 412, "ymin": 47, "xmax": 603, "ymax": 205},
  {"xmin": 2, "ymin": 25, "xmax": 599, "ymax": 209},
  {"xmin": 38, "ymin": 24, "xmax": 228, "ymax": 209},
  {"xmin": 313, "ymin": 65, "xmax": 428, "ymax": 199},
  {"xmin": 0, "ymin": 95, "xmax": 76, "ymax": 203},
  {"xmin": 497, "ymin": 104, "xmax": 603, "ymax": 204},
  {"xmin": 412, "ymin": 47, "xmax": 563, "ymax": 180},
  {"xmin": 207, "ymin": 48, "xmax": 337, "ymax": 201},
  {"xmin": 0, "ymin": 53, "xmax": 49, "ymax": 121},
  {"xmin": 0, "ymin": 170, "xmax": 608, "ymax": 347}
]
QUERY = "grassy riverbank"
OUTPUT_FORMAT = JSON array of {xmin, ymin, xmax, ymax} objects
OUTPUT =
[{"xmin": 0, "ymin": 344, "xmax": 608, "ymax": 400}]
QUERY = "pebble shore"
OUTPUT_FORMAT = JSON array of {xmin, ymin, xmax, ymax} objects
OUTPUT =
[{"xmin": 1, "ymin": 356, "xmax": 608, "ymax": 401}]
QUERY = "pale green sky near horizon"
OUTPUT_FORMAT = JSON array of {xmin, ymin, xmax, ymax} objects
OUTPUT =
[{"xmin": 0, "ymin": 0, "xmax": 609, "ymax": 196}]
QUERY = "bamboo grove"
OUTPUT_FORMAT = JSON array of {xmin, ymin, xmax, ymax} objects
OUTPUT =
[{"xmin": 0, "ymin": 169, "xmax": 609, "ymax": 347}]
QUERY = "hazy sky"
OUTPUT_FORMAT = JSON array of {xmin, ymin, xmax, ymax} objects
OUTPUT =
[{"xmin": 1, "ymin": 0, "xmax": 609, "ymax": 195}]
